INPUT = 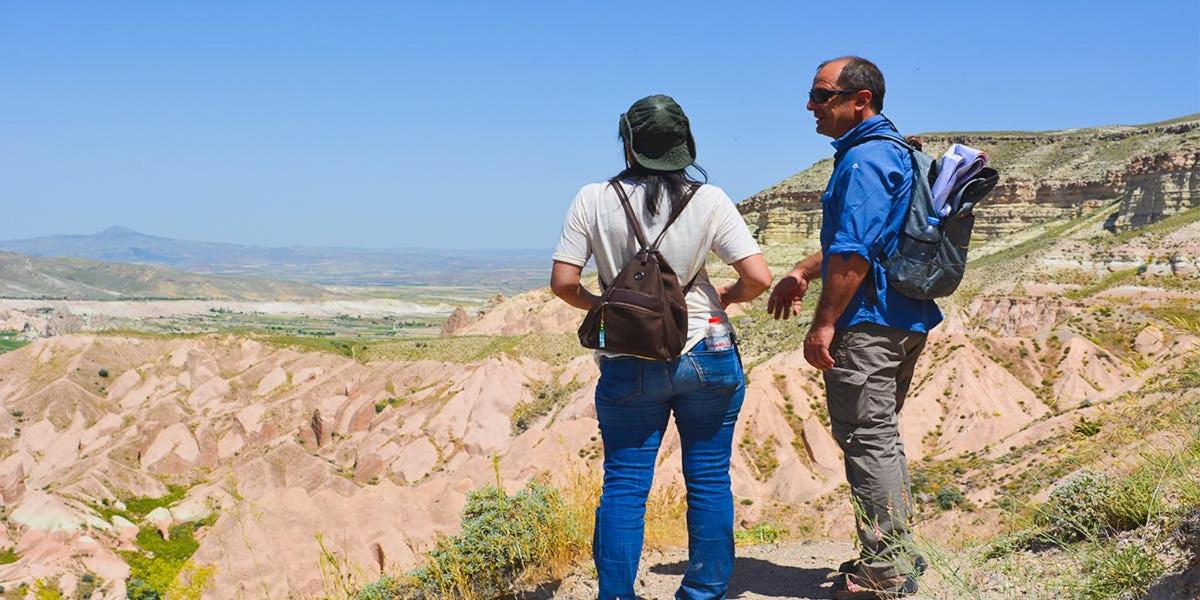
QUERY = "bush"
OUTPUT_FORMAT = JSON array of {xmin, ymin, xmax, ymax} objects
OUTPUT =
[
  {"xmin": 403, "ymin": 482, "xmax": 585, "ymax": 599},
  {"xmin": 935, "ymin": 486, "xmax": 968, "ymax": 511},
  {"xmin": 354, "ymin": 576, "xmax": 401, "ymax": 600},
  {"xmin": 1080, "ymin": 543, "xmax": 1164, "ymax": 599},
  {"xmin": 735, "ymin": 522, "xmax": 787, "ymax": 545},
  {"xmin": 1037, "ymin": 469, "xmax": 1114, "ymax": 543},
  {"xmin": 511, "ymin": 380, "xmax": 582, "ymax": 435},
  {"xmin": 1104, "ymin": 468, "xmax": 1164, "ymax": 531},
  {"xmin": 126, "ymin": 578, "xmax": 160, "ymax": 600},
  {"xmin": 1073, "ymin": 415, "xmax": 1101, "ymax": 437}
]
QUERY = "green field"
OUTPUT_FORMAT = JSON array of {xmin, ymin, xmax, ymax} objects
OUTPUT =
[{"xmin": 0, "ymin": 331, "xmax": 28, "ymax": 354}]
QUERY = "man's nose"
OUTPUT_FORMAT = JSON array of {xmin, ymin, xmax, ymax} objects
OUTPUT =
[{"xmin": 806, "ymin": 98, "xmax": 818, "ymax": 112}]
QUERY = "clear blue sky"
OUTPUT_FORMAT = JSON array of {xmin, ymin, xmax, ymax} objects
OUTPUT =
[{"xmin": 3, "ymin": 1, "xmax": 1198, "ymax": 250}]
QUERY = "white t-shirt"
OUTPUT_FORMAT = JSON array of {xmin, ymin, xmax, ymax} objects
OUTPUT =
[{"xmin": 552, "ymin": 179, "xmax": 762, "ymax": 355}]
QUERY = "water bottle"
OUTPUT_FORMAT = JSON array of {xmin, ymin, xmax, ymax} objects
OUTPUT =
[{"xmin": 704, "ymin": 316, "xmax": 733, "ymax": 351}]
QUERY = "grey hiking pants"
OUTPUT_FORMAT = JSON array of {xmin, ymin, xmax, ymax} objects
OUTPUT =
[{"xmin": 823, "ymin": 322, "xmax": 927, "ymax": 583}]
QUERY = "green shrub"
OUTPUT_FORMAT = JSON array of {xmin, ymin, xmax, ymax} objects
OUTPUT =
[
  {"xmin": 739, "ymin": 433, "xmax": 780, "ymax": 482},
  {"xmin": 1037, "ymin": 469, "xmax": 1114, "ymax": 543},
  {"xmin": 1080, "ymin": 543, "xmax": 1164, "ymax": 599},
  {"xmin": 402, "ymin": 482, "xmax": 583, "ymax": 599},
  {"xmin": 119, "ymin": 517, "xmax": 215, "ymax": 598},
  {"xmin": 0, "ymin": 547, "xmax": 18, "ymax": 564},
  {"xmin": 126, "ymin": 578, "xmax": 160, "ymax": 600},
  {"xmin": 935, "ymin": 486, "xmax": 968, "ymax": 511},
  {"xmin": 354, "ymin": 576, "xmax": 401, "ymax": 600},
  {"xmin": 76, "ymin": 572, "xmax": 99, "ymax": 600},
  {"xmin": 1073, "ymin": 415, "xmax": 1101, "ymax": 437},
  {"xmin": 511, "ymin": 380, "xmax": 582, "ymax": 435},
  {"xmin": 735, "ymin": 522, "xmax": 787, "ymax": 545},
  {"xmin": 1104, "ymin": 468, "xmax": 1164, "ymax": 531},
  {"xmin": 32, "ymin": 579, "xmax": 63, "ymax": 600}
]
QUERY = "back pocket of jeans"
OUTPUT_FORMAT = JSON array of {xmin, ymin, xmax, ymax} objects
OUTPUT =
[
  {"xmin": 597, "ymin": 357, "xmax": 642, "ymax": 404},
  {"xmin": 688, "ymin": 348, "xmax": 742, "ymax": 392}
]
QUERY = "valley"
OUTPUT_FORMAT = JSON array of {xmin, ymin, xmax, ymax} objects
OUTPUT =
[{"xmin": 0, "ymin": 116, "xmax": 1197, "ymax": 599}]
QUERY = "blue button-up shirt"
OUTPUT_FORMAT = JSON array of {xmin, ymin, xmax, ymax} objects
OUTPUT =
[{"xmin": 820, "ymin": 115, "xmax": 943, "ymax": 333}]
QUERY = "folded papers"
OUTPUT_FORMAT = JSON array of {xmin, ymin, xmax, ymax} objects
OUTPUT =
[{"xmin": 931, "ymin": 143, "xmax": 989, "ymax": 217}]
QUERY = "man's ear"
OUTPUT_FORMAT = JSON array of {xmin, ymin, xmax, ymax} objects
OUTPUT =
[{"xmin": 854, "ymin": 90, "xmax": 873, "ymax": 114}]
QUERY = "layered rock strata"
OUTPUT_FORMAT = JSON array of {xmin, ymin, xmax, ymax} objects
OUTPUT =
[{"xmin": 740, "ymin": 116, "xmax": 1200, "ymax": 245}]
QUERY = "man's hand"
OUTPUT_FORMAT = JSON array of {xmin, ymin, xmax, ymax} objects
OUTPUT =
[
  {"xmin": 803, "ymin": 323, "xmax": 836, "ymax": 370},
  {"xmin": 767, "ymin": 271, "xmax": 809, "ymax": 320}
]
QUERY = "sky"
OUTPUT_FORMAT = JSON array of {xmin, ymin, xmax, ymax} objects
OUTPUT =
[{"xmin": 2, "ymin": 1, "xmax": 1198, "ymax": 250}]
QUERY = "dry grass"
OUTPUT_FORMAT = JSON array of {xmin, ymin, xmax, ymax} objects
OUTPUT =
[{"xmin": 349, "ymin": 457, "xmax": 692, "ymax": 599}]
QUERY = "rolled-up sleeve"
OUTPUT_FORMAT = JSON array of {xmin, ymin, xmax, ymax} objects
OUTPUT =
[
  {"xmin": 826, "ymin": 151, "xmax": 903, "ymax": 262},
  {"xmin": 552, "ymin": 188, "xmax": 591, "ymax": 267}
]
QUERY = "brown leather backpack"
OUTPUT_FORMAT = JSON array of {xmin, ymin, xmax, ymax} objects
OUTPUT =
[{"xmin": 577, "ymin": 179, "xmax": 700, "ymax": 360}]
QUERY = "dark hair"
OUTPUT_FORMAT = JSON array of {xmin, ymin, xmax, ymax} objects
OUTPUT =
[
  {"xmin": 819, "ymin": 56, "xmax": 885, "ymax": 113},
  {"xmin": 615, "ymin": 131, "xmax": 708, "ymax": 217}
]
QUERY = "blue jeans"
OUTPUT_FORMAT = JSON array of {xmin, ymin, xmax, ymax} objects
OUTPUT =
[{"xmin": 592, "ymin": 341, "xmax": 746, "ymax": 600}]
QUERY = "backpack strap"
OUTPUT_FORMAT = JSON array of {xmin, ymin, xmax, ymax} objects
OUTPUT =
[
  {"xmin": 609, "ymin": 179, "xmax": 703, "ymax": 252},
  {"xmin": 837, "ymin": 133, "xmax": 921, "ymax": 307},
  {"xmin": 609, "ymin": 179, "xmax": 651, "ymax": 251},
  {"xmin": 649, "ymin": 183, "xmax": 702, "ymax": 251},
  {"xmin": 606, "ymin": 179, "xmax": 704, "ymax": 293}
]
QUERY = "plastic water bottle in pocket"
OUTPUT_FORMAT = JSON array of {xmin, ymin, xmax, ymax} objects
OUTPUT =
[{"xmin": 704, "ymin": 316, "xmax": 733, "ymax": 351}]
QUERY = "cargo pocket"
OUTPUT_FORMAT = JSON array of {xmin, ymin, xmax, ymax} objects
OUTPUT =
[
  {"xmin": 687, "ymin": 347, "xmax": 742, "ymax": 393},
  {"xmin": 823, "ymin": 367, "xmax": 869, "ymax": 427},
  {"xmin": 597, "ymin": 357, "xmax": 642, "ymax": 404}
]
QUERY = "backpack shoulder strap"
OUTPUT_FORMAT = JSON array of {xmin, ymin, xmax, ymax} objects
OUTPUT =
[
  {"xmin": 648, "ymin": 183, "xmax": 702, "ymax": 251},
  {"xmin": 845, "ymin": 133, "xmax": 913, "ymax": 153},
  {"xmin": 608, "ymin": 179, "xmax": 650, "ymax": 250},
  {"xmin": 840, "ymin": 134, "xmax": 921, "ymax": 307}
]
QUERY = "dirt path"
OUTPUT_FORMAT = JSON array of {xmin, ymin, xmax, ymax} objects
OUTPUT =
[{"xmin": 521, "ymin": 540, "xmax": 937, "ymax": 599}]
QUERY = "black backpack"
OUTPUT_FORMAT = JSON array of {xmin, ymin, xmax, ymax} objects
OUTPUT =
[
  {"xmin": 849, "ymin": 134, "xmax": 999, "ymax": 300},
  {"xmin": 577, "ymin": 179, "xmax": 700, "ymax": 360}
]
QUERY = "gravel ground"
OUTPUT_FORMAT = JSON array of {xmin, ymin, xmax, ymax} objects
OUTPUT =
[{"xmin": 520, "ymin": 540, "xmax": 938, "ymax": 600}]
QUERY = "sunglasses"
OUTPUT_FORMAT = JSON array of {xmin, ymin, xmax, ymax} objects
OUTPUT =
[{"xmin": 808, "ymin": 88, "xmax": 857, "ymax": 104}]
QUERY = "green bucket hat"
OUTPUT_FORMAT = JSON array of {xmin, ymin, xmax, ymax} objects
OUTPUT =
[{"xmin": 620, "ymin": 94, "xmax": 696, "ymax": 171}]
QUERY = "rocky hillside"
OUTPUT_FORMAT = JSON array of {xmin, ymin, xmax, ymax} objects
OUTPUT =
[
  {"xmin": 739, "ymin": 114, "xmax": 1200, "ymax": 247},
  {"xmin": 0, "ymin": 251, "xmax": 333, "ymax": 301},
  {"xmin": 0, "ymin": 192, "xmax": 1198, "ymax": 597},
  {"xmin": 1, "ymin": 207, "xmax": 1198, "ymax": 598}
]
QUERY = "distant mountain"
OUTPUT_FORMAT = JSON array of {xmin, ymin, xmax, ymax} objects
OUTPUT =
[
  {"xmin": 0, "ymin": 251, "xmax": 331, "ymax": 300},
  {"xmin": 0, "ymin": 228, "xmax": 549, "ymax": 289}
]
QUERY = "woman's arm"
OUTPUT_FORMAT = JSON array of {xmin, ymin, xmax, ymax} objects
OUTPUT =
[
  {"xmin": 718, "ymin": 254, "xmax": 772, "ymax": 307},
  {"xmin": 550, "ymin": 260, "xmax": 601, "ymax": 311}
]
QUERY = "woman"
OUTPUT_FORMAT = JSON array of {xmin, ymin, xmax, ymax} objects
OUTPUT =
[{"xmin": 550, "ymin": 94, "xmax": 772, "ymax": 600}]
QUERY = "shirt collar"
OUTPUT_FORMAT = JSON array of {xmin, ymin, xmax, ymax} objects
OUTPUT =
[{"xmin": 829, "ymin": 114, "xmax": 894, "ymax": 152}]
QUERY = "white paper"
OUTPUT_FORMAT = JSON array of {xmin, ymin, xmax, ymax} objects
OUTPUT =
[{"xmin": 930, "ymin": 143, "xmax": 988, "ymax": 217}]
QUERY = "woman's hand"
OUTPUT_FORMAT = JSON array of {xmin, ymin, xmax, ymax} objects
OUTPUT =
[
  {"xmin": 719, "ymin": 255, "xmax": 772, "ymax": 307},
  {"xmin": 716, "ymin": 284, "xmax": 733, "ymax": 308}
]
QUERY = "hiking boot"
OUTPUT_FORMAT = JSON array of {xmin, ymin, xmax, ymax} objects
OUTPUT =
[
  {"xmin": 835, "ymin": 555, "xmax": 927, "ymax": 576},
  {"xmin": 831, "ymin": 572, "xmax": 918, "ymax": 600}
]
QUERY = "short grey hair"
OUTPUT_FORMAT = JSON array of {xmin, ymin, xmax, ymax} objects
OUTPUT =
[{"xmin": 818, "ymin": 56, "xmax": 885, "ymax": 113}]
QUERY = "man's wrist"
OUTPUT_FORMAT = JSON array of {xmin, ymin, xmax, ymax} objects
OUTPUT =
[{"xmin": 810, "ymin": 313, "xmax": 836, "ymax": 330}]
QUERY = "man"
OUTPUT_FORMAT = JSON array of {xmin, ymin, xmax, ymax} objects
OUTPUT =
[{"xmin": 767, "ymin": 56, "xmax": 941, "ymax": 599}]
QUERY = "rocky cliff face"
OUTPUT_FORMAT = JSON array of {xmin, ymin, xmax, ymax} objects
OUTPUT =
[
  {"xmin": 740, "ymin": 115, "xmax": 1200, "ymax": 245},
  {"xmin": 1111, "ymin": 150, "xmax": 1200, "ymax": 230}
]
